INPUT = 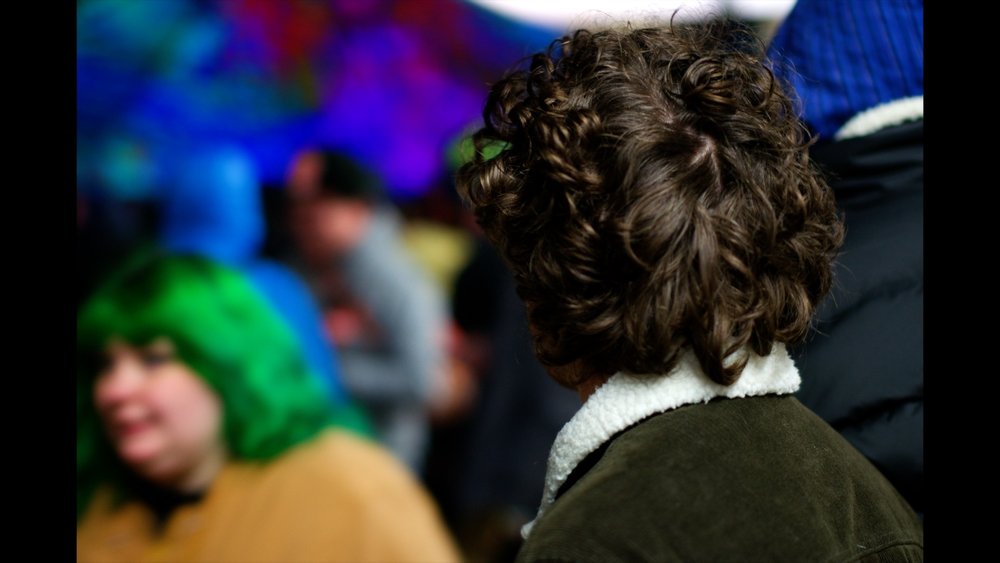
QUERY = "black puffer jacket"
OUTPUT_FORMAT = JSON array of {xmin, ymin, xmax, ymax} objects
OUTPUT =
[{"xmin": 792, "ymin": 118, "xmax": 923, "ymax": 514}]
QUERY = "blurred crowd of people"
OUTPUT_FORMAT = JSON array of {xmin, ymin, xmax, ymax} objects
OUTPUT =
[
  {"xmin": 76, "ymin": 0, "xmax": 922, "ymax": 561},
  {"xmin": 76, "ymin": 134, "xmax": 580, "ymax": 561}
]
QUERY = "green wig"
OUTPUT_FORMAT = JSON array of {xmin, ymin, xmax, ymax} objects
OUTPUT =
[{"xmin": 77, "ymin": 251, "xmax": 370, "ymax": 519}]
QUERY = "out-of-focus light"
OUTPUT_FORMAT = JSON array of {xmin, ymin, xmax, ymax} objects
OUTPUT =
[
  {"xmin": 465, "ymin": 0, "xmax": 721, "ymax": 29},
  {"xmin": 726, "ymin": 0, "xmax": 796, "ymax": 21},
  {"xmin": 465, "ymin": 0, "xmax": 796, "ymax": 30}
]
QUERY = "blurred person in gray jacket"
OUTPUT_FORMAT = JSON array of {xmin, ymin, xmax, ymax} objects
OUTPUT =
[{"xmin": 284, "ymin": 148, "xmax": 452, "ymax": 474}]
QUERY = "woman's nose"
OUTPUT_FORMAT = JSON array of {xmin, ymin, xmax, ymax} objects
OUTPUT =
[{"xmin": 93, "ymin": 358, "xmax": 144, "ymax": 409}]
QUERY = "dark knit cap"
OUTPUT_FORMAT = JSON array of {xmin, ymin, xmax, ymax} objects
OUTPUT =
[{"xmin": 315, "ymin": 150, "xmax": 385, "ymax": 202}]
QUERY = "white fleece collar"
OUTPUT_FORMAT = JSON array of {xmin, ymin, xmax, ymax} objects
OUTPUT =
[
  {"xmin": 521, "ymin": 343, "xmax": 800, "ymax": 539},
  {"xmin": 835, "ymin": 96, "xmax": 924, "ymax": 140}
]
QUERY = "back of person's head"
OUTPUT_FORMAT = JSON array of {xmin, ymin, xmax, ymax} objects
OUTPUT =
[
  {"xmin": 77, "ymin": 252, "xmax": 337, "ymax": 516},
  {"xmin": 159, "ymin": 145, "xmax": 265, "ymax": 264},
  {"xmin": 457, "ymin": 18, "xmax": 844, "ymax": 388},
  {"xmin": 767, "ymin": 0, "xmax": 923, "ymax": 141}
]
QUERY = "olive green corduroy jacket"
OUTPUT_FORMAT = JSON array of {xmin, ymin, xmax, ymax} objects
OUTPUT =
[{"xmin": 517, "ymin": 395, "xmax": 923, "ymax": 562}]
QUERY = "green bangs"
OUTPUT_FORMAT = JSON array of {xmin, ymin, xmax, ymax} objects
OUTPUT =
[{"xmin": 77, "ymin": 251, "xmax": 371, "ymax": 519}]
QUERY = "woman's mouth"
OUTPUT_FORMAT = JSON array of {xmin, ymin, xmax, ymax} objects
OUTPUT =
[{"xmin": 113, "ymin": 419, "xmax": 153, "ymax": 439}]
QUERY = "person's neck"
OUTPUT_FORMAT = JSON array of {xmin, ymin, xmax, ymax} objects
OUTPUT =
[
  {"xmin": 159, "ymin": 446, "xmax": 228, "ymax": 495},
  {"xmin": 542, "ymin": 358, "xmax": 613, "ymax": 403},
  {"xmin": 577, "ymin": 374, "xmax": 610, "ymax": 403}
]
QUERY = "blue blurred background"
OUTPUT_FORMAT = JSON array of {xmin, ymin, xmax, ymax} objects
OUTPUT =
[
  {"xmin": 76, "ymin": 0, "xmax": 566, "ymax": 204},
  {"xmin": 76, "ymin": 0, "xmax": 793, "ymax": 204}
]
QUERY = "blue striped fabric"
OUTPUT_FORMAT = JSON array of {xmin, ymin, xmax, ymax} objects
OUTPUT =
[{"xmin": 767, "ymin": 0, "xmax": 923, "ymax": 142}]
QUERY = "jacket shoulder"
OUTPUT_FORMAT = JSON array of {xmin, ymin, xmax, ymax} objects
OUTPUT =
[{"xmin": 519, "ymin": 396, "xmax": 923, "ymax": 563}]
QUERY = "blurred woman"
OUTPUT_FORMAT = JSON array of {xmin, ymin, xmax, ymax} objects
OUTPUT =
[{"xmin": 76, "ymin": 252, "xmax": 460, "ymax": 563}]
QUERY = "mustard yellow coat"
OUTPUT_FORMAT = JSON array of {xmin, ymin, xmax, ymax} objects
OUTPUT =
[{"xmin": 77, "ymin": 430, "xmax": 462, "ymax": 563}]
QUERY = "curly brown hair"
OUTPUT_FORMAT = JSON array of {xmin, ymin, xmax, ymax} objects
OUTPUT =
[{"xmin": 456, "ymin": 19, "xmax": 844, "ymax": 388}]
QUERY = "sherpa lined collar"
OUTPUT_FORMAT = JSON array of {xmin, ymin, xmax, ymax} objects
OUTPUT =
[
  {"xmin": 835, "ymin": 95, "xmax": 924, "ymax": 140},
  {"xmin": 521, "ymin": 343, "xmax": 801, "ymax": 539}
]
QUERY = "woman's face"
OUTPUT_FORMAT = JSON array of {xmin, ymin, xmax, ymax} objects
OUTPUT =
[{"xmin": 93, "ymin": 338, "xmax": 226, "ymax": 493}]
